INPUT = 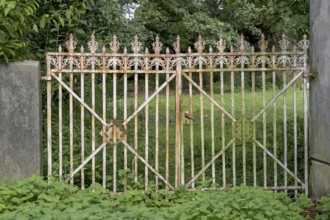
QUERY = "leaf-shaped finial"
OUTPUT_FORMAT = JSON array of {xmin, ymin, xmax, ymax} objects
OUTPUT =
[
  {"xmin": 173, "ymin": 35, "xmax": 180, "ymax": 54},
  {"xmin": 258, "ymin": 33, "xmax": 268, "ymax": 52},
  {"xmin": 80, "ymin": 46, "xmax": 84, "ymax": 53},
  {"xmin": 239, "ymin": 34, "xmax": 245, "ymax": 52},
  {"xmin": 194, "ymin": 35, "xmax": 205, "ymax": 53},
  {"xmin": 298, "ymin": 34, "xmax": 310, "ymax": 51},
  {"xmin": 209, "ymin": 46, "xmax": 213, "ymax": 53},
  {"xmin": 66, "ymin": 33, "xmax": 77, "ymax": 53},
  {"xmin": 230, "ymin": 46, "xmax": 234, "ymax": 53},
  {"xmin": 272, "ymin": 45, "xmax": 276, "ymax": 52},
  {"xmin": 145, "ymin": 47, "xmax": 149, "ymax": 54},
  {"xmin": 251, "ymin": 46, "xmax": 255, "ymax": 53},
  {"xmin": 109, "ymin": 34, "xmax": 120, "ymax": 53},
  {"xmin": 152, "ymin": 35, "xmax": 163, "ymax": 54},
  {"xmin": 131, "ymin": 35, "xmax": 142, "ymax": 53},
  {"xmin": 188, "ymin": 46, "xmax": 191, "ymax": 54},
  {"xmin": 279, "ymin": 33, "xmax": 289, "ymax": 51},
  {"xmin": 124, "ymin": 46, "xmax": 127, "ymax": 54},
  {"xmin": 166, "ymin": 47, "xmax": 170, "ymax": 54},
  {"xmin": 58, "ymin": 45, "xmax": 62, "ymax": 53},
  {"xmin": 102, "ymin": 46, "xmax": 106, "ymax": 53},
  {"xmin": 217, "ymin": 36, "xmax": 226, "ymax": 52},
  {"xmin": 88, "ymin": 33, "xmax": 99, "ymax": 53}
]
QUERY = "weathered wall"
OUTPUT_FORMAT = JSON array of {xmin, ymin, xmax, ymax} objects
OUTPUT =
[
  {"xmin": 309, "ymin": 0, "xmax": 330, "ymax": 198},
  {"xmin": 0, "ymin": 61, "xmax": 42, "ymax": 182}
]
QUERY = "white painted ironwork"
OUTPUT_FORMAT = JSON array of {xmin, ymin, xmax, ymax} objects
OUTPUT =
[{"xmin": 46, "ymin": 33, "xmax": 310, "ymax": 196}]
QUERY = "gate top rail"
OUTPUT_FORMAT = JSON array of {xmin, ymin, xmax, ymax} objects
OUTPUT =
[{"xmin": 47, "ymin": 33, "xmax": 310, "ymax": 73}]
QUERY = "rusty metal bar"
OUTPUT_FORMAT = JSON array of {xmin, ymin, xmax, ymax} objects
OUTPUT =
[
  {"xmin": 58, "ymin": 52, "xmax": 63, "ymax": 181},
  {"xmin": 155, "ymin": 58, "xmax": 159, "ymax": 190},
  {"xmin": 123, "ymin": 61, "xmax": 128, "ymax": 192},
  {"xmin": 91, "ymin": 56, "xmax": 96, "ymax": 185},
  {"xmin": 252, "ymin": 70, "xmax": 256, "ymax": 187},
  {"xmin": 123, "ymin": 74, "xmax": 176, "ymax": 126},
  {"xmin": 145, "ymin": 50, "xmax": 149, "ymax": 190},
  {"xmin": 272, "ymin": 48, "xmax": 278, "ymax": 193},
  {"xmin": 51, "ymin": 73, "xmax": 107, "ymax": 125},
  {"xmin": 293, "ymin": 53, "xmax": 298, "ymax": 197},
  {"xmin": 165, "ymin": 50, "xmax": 170, "ymax": 188},
  {"xmin": 47, "ymin": 55, "xmax": 52, "ymax": 178},
  {"xmin": 121, "ymin": 141, "xmax": 175, "ymax": 191},
  {"xmin": 186, "ymin": 138, "xmax": 236, "ymax": 188},
  {"xmin": 189, "ymin": 69, "xmax": 195, "ymax": 188},
  {"xmin": 113, "ymin": 60, "xmax": 117, "ymax": 193},
  {"xmin": 230, "ymin": 48, "xmax": 236, "ymax": 187},
  {"xmin": 134, "ymin": 58, "xmax": 139, "ymax": 182},
  {"xmin": 254, "ymin": 140, "xmax": 304, "ymax": 186},
  {"xmin": 69, "ymin": 57, "xmax": 74, "ymax": 185},
  {"xmin": 303, "ymin": 53, "xmax": 309, "ymax": 197},
  {"xmin": 102, "ymin": 52, "xmax": 107, "ymax": 188},
  {"xmin": 262, "ymin": 58, "xmax": 267, "ymax": 188},
  {"xmin": 209, "ymin": 52, "xmax": 215, "ymax": 185},
  {"xmin": 251, "ymin": 71, "xmax": 303, "ymax": 122},
  {"xmin": 182, "ymin": 73, "xmax": 236, "ymax": 122},
  {"xmin": 80, "ymin": 50, "xmax": 85, "ymax": 189}
]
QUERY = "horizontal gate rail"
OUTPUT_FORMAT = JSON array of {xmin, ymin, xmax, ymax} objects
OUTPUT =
[{"xmin": 45, "ymin": 33, "xmax": 310, "ymax": 196}]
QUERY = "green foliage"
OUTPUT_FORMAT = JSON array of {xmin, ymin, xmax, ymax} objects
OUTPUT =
[
  {"xmin": 0, "ymin": 176, "xmax": 321, "ymax": 219},
  {"xmin": 0, "ymin": 0, "xmax": 40, "ymax": 61}
]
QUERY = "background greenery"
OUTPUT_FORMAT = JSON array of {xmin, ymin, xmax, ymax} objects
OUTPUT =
[{"xmin": 0, "ymin": 0, "xmax": 309, "ymax": 61}]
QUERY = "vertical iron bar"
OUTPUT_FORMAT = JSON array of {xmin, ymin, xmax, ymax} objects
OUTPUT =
[
  {"xmin": 303, "ymin": 52, "xmax": 309, "ymax": 197},
  {"xmin": 241, "ymin": 53, "xmax": 246, "ymax": 186},
  {"xmin": 252, "ymin": 69, "xmax": 256, "ymax": 187},
  {"xmin": 220, "ymin": 56, "xmax": 226, "ymax": 187},
  {"xmin": 47, "ymin": 55, "xmax": 52, "ymax": 179},
  {"xmin": 165, "ymin": 52, "xmax": 170, "ymax": 187},
  {"xmin": 134, "ymin": 57, "xmax": 139, "ymax": 182},
  {"xmin": 91, "ymin": 57, "xmax": 96, "ymax": 185},
  {"xmin": 58, "ymin": 52, "xmax": 63, "ymax": 181},
  {"xmin": 262, "ymin": 58, "xmax": 267, "ymax": 188},
  {"xmin": 155, "ymin": 59, "xmax": 159, "ymax": 190},
  {"xmin": 80, "ymin": 49, "xmax": 85, "ymax": 189},
  {"xmin": 199, "ymin": 58, "xmax": 205, "ymax": 182},
  {"xmin": 102, "ymin": 52, "xmax": 107, "ymax": 188},
  {"xmin": 210, "ymin": 54, "xmax": 215, "ymax": 185},
  {"xmin": 145, "ymin": 53, "xmax": 149, "ymax": 190},
  {"xmin": 293, "ymin": 53, "xmax": 298, "ymax": 197},
  {"xmin": 113, "ymin": 59, "xmax": 117, "ymax": 192},
  {"xmin": 230, "ymin": 48, "xmax": 236, "ymax": 187},
  {"xmin": 272, "ymin": 48, "xmax": 277, "ymax": 192},
  {"xmin": 69, "ymin": 57, "xmax": 74, "ymax": 185}
]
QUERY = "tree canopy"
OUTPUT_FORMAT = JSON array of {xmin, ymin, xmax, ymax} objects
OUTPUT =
[{"xmin": 0, "ymin": 0, "xmax": 309, "ymax": 61}]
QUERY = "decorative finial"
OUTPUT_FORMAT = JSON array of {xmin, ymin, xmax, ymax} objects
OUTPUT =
[
  {"xmin": 88, "ymin": 33, "xmax": 99, "ymax": 53},
  {"xmin": 230, "ymin": 46, "xmax": 234, "ymax": 53},
  {"xmin": 80, "ymin": 46, "xmax": 84, "ymax": 53},
  {"xmin": 131, "ymin": 35, "xmax": 142, "ymax": 53},
  {"xmin": 188, "ymin": 46, "xmax": 191, "ymax": 53},
  {"xmin": 272, "ymin": 45, "xmax": 276, "ymax": 52},
  {"xmin": 298, "ymin": 34, "xmax": 310, "ymax": 51},
  {"xmin": 173, "ymin": 35, "xmax": 180, "ymax": 54},
  {"xmin": 279, "ymin": 33, "xmax": 289, "ymax": 51},
  {"xmin": 216, "ymin": 36, "xmax": 226, "ymax": 52},
  {"xmin": 109, "ymin": 34, "xmax": 120, "ymax": 53},
  {"xmin": 152, "ymin": 35, "xmax": 163, "ymax": 54},
  {"xmin": 194, "ymin": 35, "xmax": 205, "ymax": 53},
  {"xmin": 258, "ymin": 33, "xmax": 268, "ymax": 52},
  {"xmin": 145, "ymin": 47, "xmax": 149, "ymax": 54},
  {"xmin": 65, "ymin": 33, "xmax": 77, "ymax": 53},
  {"xmin": 209, "ymin": 46, "xmax": 213, "ymax": 53},
  {"xmin": 58, "ymin": 45, "xmax": 62, "ymax": 53},
  {"xmin": 251, "ymin": 46, "xmax": 255, "ymax": 53},
  {"xmin": 124, "ymin": 46, "xmax": 127, "ymax": 54},
  {"xmin": 102, "ymin": 46, "xmax": 106, "ymax": 53},
  {"xmin": 166, "ymin": 47, "xmax": 170, "ymax": 54},
  {"xmin": 239, "ymin": 34, "xmax": 245, "ymax": 52}
]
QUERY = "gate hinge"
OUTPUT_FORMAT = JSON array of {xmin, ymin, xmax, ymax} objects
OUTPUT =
[{"xmin": 41, "ymin": 76, "xmax": 52, "ymax": 81}]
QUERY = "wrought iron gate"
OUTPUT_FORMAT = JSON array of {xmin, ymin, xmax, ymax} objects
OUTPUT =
[{"xmin": 45, "ymin": 33, "xmax": 310, "ymax": 196}]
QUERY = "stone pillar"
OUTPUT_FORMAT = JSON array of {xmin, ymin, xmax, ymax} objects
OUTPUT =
[
  {"xmin": 309, "ymin": 1, "xmax": 330, "ymax": 198},
  {"xmin": 0, "ymin": 61, "xmax": 42, "ymax": 182}
]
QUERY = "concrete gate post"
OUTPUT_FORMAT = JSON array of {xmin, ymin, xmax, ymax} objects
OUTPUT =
[
  {"xmin": 310, "ymin": 0, "xmax": 330, "ymax": 198},
  {"xmin": 0, "ymin": 61, "xmax": 42, "ymax": 182}
]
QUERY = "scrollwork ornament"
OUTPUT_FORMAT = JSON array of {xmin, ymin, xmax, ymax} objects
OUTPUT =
[
  {"xmin": 298, "ymin": 35, "xmax": 310, "ymax": 51},
  {"xmin": 152, "ymin": 35, "xmax": 163, "ymax": 54},
  {"xmin": 88, "ymin": 33, "xmax": 99, "ymax": 53},
  {"xmin": 109, "ymin": 35, "xmax": 120, "ymax": 53},
  {"xmin": 194, "ymin": 35, "xmax": 205, "ymax": 53},
  {"xmin": 65, "ymin": 33, "xmax": 77, "ymax": 53},
  {"xmin": 217, "ymin": 36, "xmax": 226, "ymax": 53},
  {"xmin": 279, "ymin": 34, "xmax": 289, "ymax": 51},
  {"xmin": 131, "ymin": 35, "xmax": 142, "ymax": 54}
]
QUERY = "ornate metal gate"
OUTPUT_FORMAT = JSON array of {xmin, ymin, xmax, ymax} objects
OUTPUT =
[{"xmin": 45, "ymin": 33, "xmax": 310, "ymax": 196}]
